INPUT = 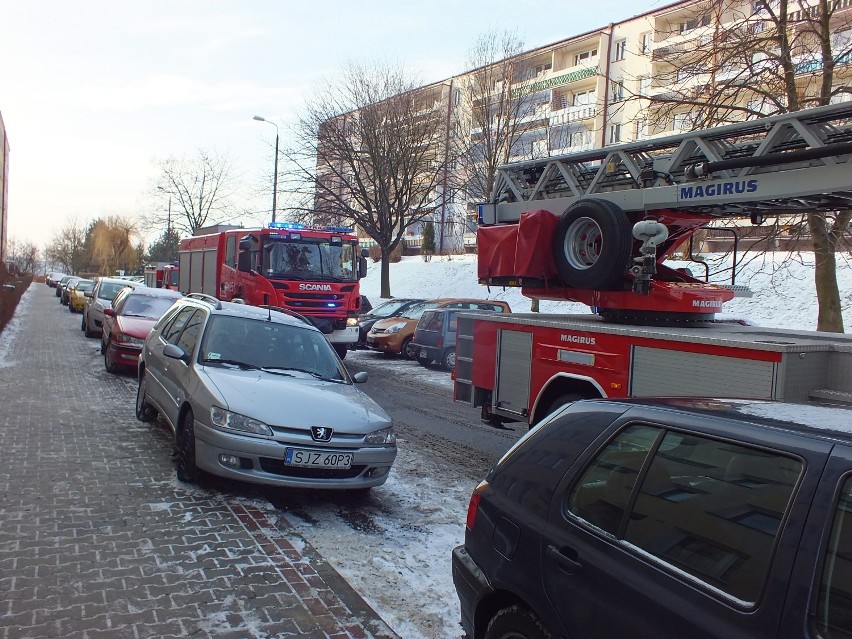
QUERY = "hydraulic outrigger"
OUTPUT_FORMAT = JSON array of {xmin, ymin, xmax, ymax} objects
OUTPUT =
[{"xmin": 476, "ymin": 102, "xmax": 852, "ymax": 321}]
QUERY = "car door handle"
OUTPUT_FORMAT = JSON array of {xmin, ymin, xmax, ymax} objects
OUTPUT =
[{"xmin": 546, "ymin": 544, "xmax": 583, "ymax": 573}]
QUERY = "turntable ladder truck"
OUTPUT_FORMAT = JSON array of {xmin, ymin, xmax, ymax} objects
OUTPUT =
[{"xmin": 453, "ymin": 102, "xmax": 852, "ymax": 427}]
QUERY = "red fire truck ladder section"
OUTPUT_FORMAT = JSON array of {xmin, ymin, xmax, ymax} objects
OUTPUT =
[{"xmin": 477, "ymin": 102, "xmax": 852, "ymax": 321}]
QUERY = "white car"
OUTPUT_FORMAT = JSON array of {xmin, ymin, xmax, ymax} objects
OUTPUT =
[{"xmin": 82, "ymin": 277, "xmax": 144, "ymax": 337}]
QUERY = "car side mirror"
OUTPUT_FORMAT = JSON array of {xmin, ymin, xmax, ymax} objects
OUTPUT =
[
  {"xmin": 163, "ymin": 343, "xmax": 187, "ymax": 361},
  {"xmin": 104, "ymin": 308, "xmax": 115, "ymax": 317},
  {"xmin": 358, "ymin": 256, "xmax": 368, "ymax": 279},
  {"xmin": 352, "ymin": 371, "xmax": 368, "ymax": 383}
]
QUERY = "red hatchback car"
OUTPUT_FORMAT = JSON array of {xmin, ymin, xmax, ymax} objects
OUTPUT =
[{"xmin": 102, "ymin": 287, "xmax": 183, "ymax": 373}]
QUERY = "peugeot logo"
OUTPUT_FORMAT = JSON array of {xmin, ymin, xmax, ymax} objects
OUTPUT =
[{"xmin": 311, "ymin": 426, "xmax": 333, "ymax": 442}]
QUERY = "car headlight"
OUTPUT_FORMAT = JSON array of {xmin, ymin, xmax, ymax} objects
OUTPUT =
[
  {"xmin": 113, "ymin": 332, "xmax": 144, "ymax": 346},
  {"xmin": 210, "ymin": 406, "xmax": 273, "ymax": 436},
  {"xmin": 363, "ymin": 426, "xmax": 396, "ymax": 445},
  {"xmin": 346, "ymin": 317, "xmax": 359, "ymax": 327},
  {"xmin": 385, "ymin": 322, "xmax": 407, "ymax": 334}
]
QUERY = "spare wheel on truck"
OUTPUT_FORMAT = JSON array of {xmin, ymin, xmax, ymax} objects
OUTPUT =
[{"xmin": 552, "ymin": 198, "xmax": 632, "ymax": 289}]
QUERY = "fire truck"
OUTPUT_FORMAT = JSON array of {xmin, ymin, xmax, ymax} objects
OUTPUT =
[
  {"xmin": 454, "ymin": 102, "xmax": 852, "ymax": 427},
  {"xmin": 143, "ymin": 262, "xmax": 179, "ymax": 290},
  {"xmin": 178, "ymin": 222, "xmax": 368, "ymax": 357}
]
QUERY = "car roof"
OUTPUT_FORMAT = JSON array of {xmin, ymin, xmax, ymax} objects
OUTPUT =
[
  {"xmin": 426, "ymin": 297, "xmax": 511, "ymax": 307},
  {"xmin": 95, "ymin": 277, "xmax": 145, "ymax": 286},
  {"xmin": 580, "ymin": 397, "xmax": 852, "ymax": 444},
  {"xmin": 124, "ymin": 288, "xmax": 183, "ymax": 298},
  {"xmin": 175, "ymin": 296, "xmax": 318, "ymax": 331}
]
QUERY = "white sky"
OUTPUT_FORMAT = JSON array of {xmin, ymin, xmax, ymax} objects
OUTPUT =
[{"xmin": 0, "ymin": 0, "xmax": 659, "ymax": 247}]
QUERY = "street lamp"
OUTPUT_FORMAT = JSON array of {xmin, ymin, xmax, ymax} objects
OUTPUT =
[{"xmin": 253, "ymin": 115, "xmax": 279, "ymax": 223}]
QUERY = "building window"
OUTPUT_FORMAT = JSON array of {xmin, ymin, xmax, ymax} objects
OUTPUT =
[
  {"xmin": 611, "ymin": 81, "xmax": 624, "ymax": 102},
  {"xmin": 609, "ymin": 123, "xmax": 622, "ymax": 144},
  {"xmin": 553, "ymin": 92, "xmax": 569, "ymax": 110},
  {"xmin": 453, "ymin": 88, "xmax": 460, "ymax": 106},
  {"xmin": 635, "ymin": 119, "xmax": 648, "ymax": 140},
  {"xmin": 639, "ymin": 76, "xmax": 652, "ymax": 96},
  {"xmin": 614, "ymin": 39, "xmax": 627, "ymax": 61},
  {"xmin": 674, "ymin": 112, "xmax": 695, "ymax": 131},
  {"xmin": 641, "ymin": 32, "xmax": 653, "ymax": 54},
  {"xmin": 573, "ymin": 89, "xmax": 596, "ymax": 106},
  {"xmin": 679, "ymin": 14, "xmax": 711, "ymax": 33},
  {"xmin": 575, "ymin": 48, "xmax": 598, "ymax": 66}
]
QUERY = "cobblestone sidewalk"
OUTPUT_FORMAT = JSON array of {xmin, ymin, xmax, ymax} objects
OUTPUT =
[{"xmin": 0, "ymin": 284, "xmax": 398, "ymax": 639}]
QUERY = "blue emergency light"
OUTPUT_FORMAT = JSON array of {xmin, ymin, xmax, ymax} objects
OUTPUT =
[{"xmin": 267, "ymin": 221, "xmax": 354, "ymax": 234}]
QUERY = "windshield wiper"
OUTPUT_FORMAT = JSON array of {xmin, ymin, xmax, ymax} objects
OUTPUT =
[
  {"xmin": 262, "ymin": 366, "xmax": 343, "ymax": 382},
  {"xmin": 257, "ymin": 367, "xmax": 294, "ymax": 377},
  {"xmin": 202, "ymin": 358, "xmax": 259, "ymax": 370}
]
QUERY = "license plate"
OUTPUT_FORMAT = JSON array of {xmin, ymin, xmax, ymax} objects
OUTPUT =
[
  {"xmin": 285, "ymin": 448, "xmax": 352, "ymax": 469},
  {"xmin": 420, "ymin": 349, "xmax": 428, "ymax": 358}
]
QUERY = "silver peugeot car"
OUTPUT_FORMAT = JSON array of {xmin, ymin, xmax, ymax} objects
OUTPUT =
[{"xmin": 136, "ymin": 294, "xmax": 396, "ymax": 491}]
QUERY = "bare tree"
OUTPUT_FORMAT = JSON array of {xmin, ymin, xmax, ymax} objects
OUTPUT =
[
  {"xmin": 152, "ymin": 149, "xmax": 241, "ymax": 236},
  {"xmin": 455, "ymin": 30, "xmax": 530, "ymax": 207},
  {"xmin": 288, "ymin": 60, "xmax": 451, "ymax": 298},
  {"xmin": 617, "ymin": 0, "xmax": 852, "ymax": 331},
  {"xmin": 45, "ymin": 217, "xmax": 87, "ymax": 275},
  {"xmin": 5, "ymin": 238, "xmax": 39, "ymax": 275}
]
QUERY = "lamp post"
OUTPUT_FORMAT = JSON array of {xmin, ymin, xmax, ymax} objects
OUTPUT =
[{"xmin": 253, "ymin": 115, "xmax": 279, "ymax": 223}]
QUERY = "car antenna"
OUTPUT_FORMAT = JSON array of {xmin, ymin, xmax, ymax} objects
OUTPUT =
[{"xmin": 264, "ymin": 294, "xmax": 271, "ymax": 321}]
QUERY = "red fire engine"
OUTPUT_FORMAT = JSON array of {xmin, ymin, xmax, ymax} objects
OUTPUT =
[
  {"xmin": 454, "ymin": 102, "xmax": 852, "ymax": 427},
  {"xmin": 144, "ymin": 262, "xmax": 179, "ymax": 290},
  {"xmin": 178, "ymin": 222, "xmax": 368, "ymax": 357}
]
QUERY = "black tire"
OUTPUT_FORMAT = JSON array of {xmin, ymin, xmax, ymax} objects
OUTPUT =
[
  {"xmin": 100, "ymin": 337, "xmax": 107, "ymax": 355},
  {"xmin": 135, "ymin": 370, "xmax": 157, "ymax": 422},
  {"xmin": 333, "ymin": 344, "xmax": 348, "ymax": 360},
  {"xmin": 81, "ymin": 315, "xmax": 87, "ymax": 332},
  {"xmin": 103, "ymin": 341, "xmax": 118, "ymax": 374},
  {"xmin": 84, "ymin": 319, "xmax": 97, "ymax": 338},
  {"xmin": 532, "ymin": 393, "xmax": 583, "ymax": 430},
  {"xmin": 176, "ymin": 409, "xmax": 200, "ymax": 483},
  {"xmin": 401, "ymin": 337, "xmax": 416, "ymax": 360},
  {"xmin": 552, "ymin": 198, "xmax": 632, "ymax": 289},
  {"xmin": 441, "ymin": 348, "xmax": 456, "ymax": 371},
  {"xmin": 484, "ymin": 605, "xmax": 551, "ymax": 639}
]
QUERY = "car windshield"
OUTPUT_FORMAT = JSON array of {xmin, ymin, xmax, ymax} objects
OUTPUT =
[
  {"xmin": 75, "ymin": 281, "xmax": 95, "ymax": 292},
  {"xmin": 261, "ymin": 238, "xmax": 358, "ymax": 282},
  {"xmin": 200, "ymin": 316, "xmax": 347, "ymax": 381},
  {"xmin": 120, "ymin": 295, "xmax": 178, "ymax": 319},
  {"xmin": 99, "ymin": 282, "xmax": 131, "ymax": 301},
  {"xmin": 401, "ymin": 302, "xmax": 437, "ymax": 320},
  {"xmin": 366, "ymin": 299, "xmax": 418, "ymax": 319}
]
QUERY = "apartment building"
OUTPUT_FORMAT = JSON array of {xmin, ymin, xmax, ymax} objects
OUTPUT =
[{"xmin": 320, "ymin": 0, "xmax": 852, "ymax": 251}]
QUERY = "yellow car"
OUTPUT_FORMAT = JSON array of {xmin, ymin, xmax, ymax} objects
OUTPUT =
[{"xmin": 68, "ymin": 279, "xmax": 95, "ymax": 313}]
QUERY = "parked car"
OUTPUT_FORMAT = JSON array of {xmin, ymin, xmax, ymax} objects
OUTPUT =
[
  {"xmin": 59, "ymin": 276, "xmax": 83, "ymax": 305},
  {"xmin": 55, "ymin": 274, "xmax": 75, "ymax": 298},
  {"xmin": 46, "ymin": 271, "xmax": 67, "ymax": 287},
  {"xmin": 67, "ymin": 279, "xmax": 95, "ymax": 313},
  {"xmin": 82, "ymin": 277, "xmax": 144, "ymax": 338},
  {"xmin": 367, "ymin": 298, "xmax": 511, "ymax": 359},
  {"xmin": 101, "ymin": 287, "xmax": 183, "ymax": 373},
  {"xmin": 355, "ymin": 297, "xmax": 427, "ymax": 348},
  {"xmin": 453, "ymin": 397, "xmax": 852, "ymax": 639},
  {"xmin": 411, "ymin": 306, "xmax": 507, "ymax": 371},
  {"xmin": 135, "ymin": 294, "xmax": 396, "ymax": 489}
]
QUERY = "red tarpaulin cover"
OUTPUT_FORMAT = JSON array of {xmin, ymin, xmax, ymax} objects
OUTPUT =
[
  {"xmin": 477, "ymin": 224, "xmax": 518, "ymax": 279},
  {"xmin": 515, "ymin": 210, "xmax": 559, "ymax": 279}
]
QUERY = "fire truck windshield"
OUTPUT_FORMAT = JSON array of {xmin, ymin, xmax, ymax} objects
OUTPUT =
[{"xmin": 262, "ymin": 239, "xmax": 358, "ymax": 282}]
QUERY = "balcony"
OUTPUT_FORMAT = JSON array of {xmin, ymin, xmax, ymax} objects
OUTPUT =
[
  {"xmin": 517, "ymin": 65, "xmax": 599, "ymax": 95},
  {"xmin": 549, "ymin": 104, "xmax": 597, "ymax": 126}
]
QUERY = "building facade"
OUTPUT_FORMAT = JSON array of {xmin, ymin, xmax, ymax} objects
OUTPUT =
[
  {"xmin": 319, "ymin": 0, "xmax": 852, "ymax": 251},
  {"xmin": 0, "ymin": 111, "xmax": 8, "ymax": 266}
]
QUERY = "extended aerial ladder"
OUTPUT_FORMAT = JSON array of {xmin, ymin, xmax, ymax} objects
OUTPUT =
[{"xmin": 476, "ymin": 102, "xmax": 852, "ymax": 321}]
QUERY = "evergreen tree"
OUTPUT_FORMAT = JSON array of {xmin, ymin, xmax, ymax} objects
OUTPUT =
[{"xmin": 422, "ymin": 221, "xmax": 436, "ymax": 257}]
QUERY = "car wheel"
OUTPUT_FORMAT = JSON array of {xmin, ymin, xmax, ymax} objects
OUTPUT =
[
  {"xmin": 135, "ymin": 370, "xmax": 157, "ymax": 422},
  {"xmin": 531, "ymin": 393, "xmax": 583, "ymax": 430},
  {"xmin": 441, "ymin": 348, "xmax": 456, "ymax": 371},
  {"xmin": 84, "ymin": 319, "xmax": 97, "ymax": 338},
  {"xmin": 81, "ymin": 315, "xmax": 87, "ymax": 331},
  {"xmin": 103, "ymin": 341, "xmax": 118, "ymax": 374},
  {"xmin": 484, "ymin": 605, "xmax": 551, "ymax": 639},
  {"xmin": 552, "ymin": 198, "xmax": 632, "ymax": 290},
  {"xmin": 176, "ymin": 409, "xmax": 200, "ymax": 483},
  {"xmin": 100, "ymin": 337, "xmax": 107, "ymax": 355},
  {"xmin": 401, "ymin": 338, "xmax": 416, "ymax": 359}
]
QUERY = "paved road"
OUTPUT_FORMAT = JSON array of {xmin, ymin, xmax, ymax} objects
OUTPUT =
[{"xmin": 0, "ymin": 284, "xmax": 398, "ymax": 639}]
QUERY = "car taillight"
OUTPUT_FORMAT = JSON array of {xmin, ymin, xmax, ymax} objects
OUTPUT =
[{"xmin": 466, "ymin": 480, "xmax": 489, "ymax": 530}]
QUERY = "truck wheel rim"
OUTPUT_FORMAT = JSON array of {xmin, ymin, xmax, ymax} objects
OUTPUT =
[{"xmin": 562, "ymin": 216, "xmax": 603, "ymax": 270}]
